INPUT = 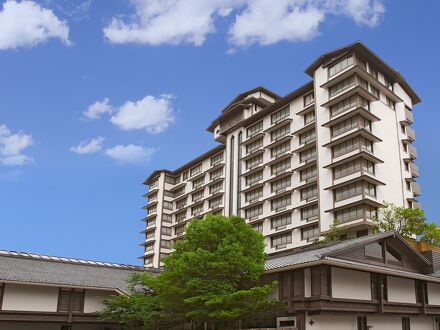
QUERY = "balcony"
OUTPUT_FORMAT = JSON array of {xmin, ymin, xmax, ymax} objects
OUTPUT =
[
  {"xmin": 402, "ymin": 108, "xmax": 414, "ymax": 124},
  {"xmin": 411, "ymin": 182, "xmax": 421, "ymax": 196},
  {"xmin": 406, "ymin": 126, "xmax": 416, "ymax": 141},
  {"xmin": 413, "ymin": 201, "xmax": 422, "ymax": 209},
  {"xmin": 408, "ymin": 145, "xmax": 417, "ymax": 159},
  {"xmin": 410, "ymin": 163, "xmax": 419, "ymax": 177}
]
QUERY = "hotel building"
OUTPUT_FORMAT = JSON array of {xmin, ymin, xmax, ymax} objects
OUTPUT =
[{"xmin": 142, "ymin": 42, "xmax": 421, "ymax": 269}]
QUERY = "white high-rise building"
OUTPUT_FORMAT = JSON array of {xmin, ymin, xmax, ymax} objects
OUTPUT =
[{"xmin": 141, "ymin": 42, "xmax": 421, "ymax": 268}]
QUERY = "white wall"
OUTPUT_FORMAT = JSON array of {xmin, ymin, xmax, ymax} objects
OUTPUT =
[
  {"xmin": 411, "ymin": 316, "xmax": 435, "ymax": 330},
  {"xmin": 306, "ymin": 314, "xmax": 354, "ymax": 330},
  {"xmin": 83, "ymin": 290, "xmax": 114, "ymax": 313},
  {"xmin": 368, "ymin": 316, "xmax": 404, "ymax": 330},
  {"xmin": 387, "ymin": 275, "xmax": 416, "ymax": 303},
  {"xmin": 428, "ymin": 282, "xmax": 440, "ymax": 305},
  {"xmin": 331, "ymin": 267, "xmax": 371, "ymax": 300},
  {"xmin": 304, "ymin": 268, "xmax": 311, "ymax": 298},
  {"xmin": 2, "ymin": 284, "xmax": 58, "ymax": 312}
]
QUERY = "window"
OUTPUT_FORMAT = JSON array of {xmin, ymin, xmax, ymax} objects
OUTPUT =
[
  {"xmin": 303, "ymin": 92, "xmax": 314, "ymax": 106},
  {"xmin": 190, "ymin": 164, "xmax": 202, "ymax": 177},
  {"xmin": 174, "ymin": 187, "xmax": 185, "ymax": 198},
  {"xmin": 330, "ymin": 96, "xmax": 356, "ymax": 117},
  {"xmin": 369, "ymin": 66, "xmax": 378, "ymax": 79},
  {"xmin": 271, "ymin": 232, "xmax": 292, "ymax": 249},
  {"xmin": 253, "ymin": 222, "xmax": 263, "ymax": 233},
  {"xmin": 301, "ymin": 225, "xmax": 319, "ymax": 241},
  {"xmin": 386, "ymin": 245, "xmax": 402, "ymax": 266},
  {"xmin": 247, "ymin": 121, "xmax": 263, "ymax": 138},
  {"xmin": 332, "ymin": 138, "xmax": 373, "ymax": 158},
  {"xmin": 271, "ymin": 141, "xmax": 290, "ymax": 158},
  {"xmin": 246, "ymin": 138, "xmax": 263, "ymax": 154},
  {"xmin": 386, "ymin": 97, "xmax": 396, "ymax": 110},
  {"xmin": 300, "ymin": 166, "xmax": 317, "ymax": 182},
  {"xmin": 402, "ymin": 317, "xmax": 410, "ymax": 330},
  {"xmin": 144, "ymin": 256, "xmax": 154, "ymax": 265},
  {"xmin": 334, "ymin": 205, "xmax": 365, "ymax": 223},
  {"xmin": 209, "ymin": 181, "xmax": 223, "ymax": 194},
  {"xmin": 385, "ymin": 77, "xmax": 393, "ymax": 90},
  {"xmin": 209, "ymin": 196, "xmax": 223, "ymax": 209},
  {"xmin": 334, "ymin": 182, "xmax": 362, "ymax": 202},
  {"xmin": 193, "ymin": 176, "xmax": 205, "ymax": 189},
  {"xmin": 210, "ymin": 152, "xmax": 224, "ymax": 166},
  {"xmin": 149, "ymin": 179, "xmax": 159, "ymax": 189},
  {"xmin": 145, "ymin": 244, "xmax": 154, "ymax": 252},
  {"xmin": 329, "ymin": 76, "xmax": 355, "ymax": 96},
  {"xmin": 176, "ymin": 197, "xmax": 188, "ymax": 209},
  {"xmin": 165, "ymin": 175, "xmax": 175, "ymax": 184},
  {"xmin": 163, "ymin": 201, "xmax": 173, "ymax": 210},
  {"xmin": 271, "ymin": 176, "xmax": 291, "ymax": 193},
  {"xmin": 61, "ymin": 325, "xmax": 73, "ymax": 330},
  {"xmin": 359, "ymin": 77, "xmax": 369, "ymax": 90},
  {"xmin": 304, "ymin": 111, "xmax": 315, "ymax": 125},
  {"xmin": 301, "ymin": 205, "xmax": 319, "ymax": 221},
  {"xmin": 246, "ymin": 154, "xmax": 263, "ymax": 169},
  {"xmin": 271, "ymin": 124, "xmax": 290, "ymax": 141},
  {"xmin": 161, "ymin": 227, "xmax": 172, "ymax": 236},
  {"xmin": 271, "ymin": 107, "xmax": 290, "ymax": 124},
  {"xmin": 210, "ymin": 168, "xmax": 223, "ymax": 181},
  {"xmin": 57, "ymin": 289, "xmax": 84, "ymax": 313},
  {"xmin": 334, "ymin": 160, "xmax": 361, "ymax": 179},
  {"xmin": 329, "ymin": 56, "xmax": 353, "ymax": 77},
  {"xmin": 271, "ymin": 213, "xmax": 291, "ymax": 229},
  {"xmin": 246, "ymin": 188, "xmax": 263, "ymax": 202},
  {"xmin": 370, "ymin": 85, "xmax": 380, "ymax": 98},
  {"xmin": 145, "ymin": 230, "xmax": 155, "ymax": 240},
  {"xmin": 246, "ymin": 170, "xmax": 263, "ymax": 186},
  {"xmin": 146, "ymin": 219, "xmax": 156, "ymax": 227},
  {"xmin": 192, "ymin": 204, "xmax": 204, "ymax": 215},
  {"xmin": 192, "ymin": 190, "xmax": 204, "ymax": 202},
  {"xmin": 331, "ymin": 117, "xmax": 371, "ymax": 137},
  {"xmin": 357, "ymin": 316, "xmax": 368, "ymax": 330},
  {"xmin": 175, "ymin": 211, "xmax": 186, "ymax": 223},
  {"xmin": 246, "ymin": 205, "xmax": 263, "ymax": 220},
  {"xmin": 299, "ymin": 147, "xmax": 316, "ymax": 163},
  {"xmin": 300, "ymin": 129, "xmax": 316, "ymax": 144},
  {"xmin": 271, "ymin": 158, "xmax": 291, "ymax": 175},
  {"xmin": 175, "ymin": 225, "xmax": 185, "ymax": 236},
  {"xmin": 301, "ymin": 185, "xmax": 318, "ymax": 201},
  {"xmin": 147, "ymin": 206, "xmax": 157, "ymax": 214},
  {"xmin": 182, "ymin": 171, "xmax": 189, "ymax": 180},
  {"xmin": 271, "ymin": 194, "xmax": 291, "ymax": 211},
  {"xmin": 365, "ymin": 242, "xmax": 384, "ymax": 262}
]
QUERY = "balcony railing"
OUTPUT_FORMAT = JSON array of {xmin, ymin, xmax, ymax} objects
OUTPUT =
[
  {"xmin": 410, "ymin": 163, "xmax": 419, "ymax": 177},
  {"xmin": 408, "ymin": 145, "xmax": 417, "ymax": 159},
  {"xmin": 406, "ymin": 126, "xmax": 416, "ymax": 141},
  {"xmin": 411, "ymin": 182, "xmax": 421, "ymax": 196},
  {"xmin": 404, "ymin": 108, "xmax": 414, "ymax": 124}
]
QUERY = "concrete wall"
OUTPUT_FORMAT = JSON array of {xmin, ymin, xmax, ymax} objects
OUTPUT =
[
  {"xmin": 428, "ymin": 282, "xmax": 440, "ymax": 305},
  {"xmin": 1, "ymin": 284, "xmax": 58, "ymax": 312},
  {"xmin": 331, "ymin": 267, "xmax": 371, "ymax": 300},
  {"xmin": 411, "ymin": 316, "xmax": 435, "ymax": 330},
  {"xmin": 387, "ymin": 275, "xmax": 416, "ymax": 304},
  {"xmin": 368, "ymin": 315, "xmax": 404, "ymax": 330}
]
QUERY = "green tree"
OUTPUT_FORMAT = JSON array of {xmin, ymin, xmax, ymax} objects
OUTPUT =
[
  {"xmin": 102, "ymin": 214, "xmax": 278, "ymax": 329},
  {"xmin": 421, "ymin": 222, "xmax": 440, "ymax": 246},
  {"xmin": 373, "ymin": 202, "xmax": 426, "ymax": 237},
  {"xmin": 320, "ymin": 219, "xmax": 348, "ymax": 244}
]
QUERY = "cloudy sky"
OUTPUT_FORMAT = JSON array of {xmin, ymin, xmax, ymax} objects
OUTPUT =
[{"xmin": 0, "ymin": 0, "xmax": 438, "ymax": 264}]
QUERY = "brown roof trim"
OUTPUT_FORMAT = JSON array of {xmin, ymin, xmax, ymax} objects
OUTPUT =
[
  {"xmin": 304, "ymin": 41, "xmax": 421, "ymax": 104},
  {"xmin": 222, "ymin": 86, "xmax": 281, "ymax": 113}
]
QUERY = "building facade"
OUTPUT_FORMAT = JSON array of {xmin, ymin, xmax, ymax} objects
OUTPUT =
[{"xmin": 142, "ymin": 42, "xmax": 421, "ymax": 269}]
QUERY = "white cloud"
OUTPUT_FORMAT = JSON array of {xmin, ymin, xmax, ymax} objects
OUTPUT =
[
  {"xmin": 0, "ymin": 124, "xmax": 34, "ymax": 166},
  {"xmin": 104, "ymin": 144, "xmax": 154, "ymax": 164},
  {"xmin": 70, "ymin": 136, "xmax": 105, "ymax": 154},
  {"xmin": 110, "ymin": 94, "xmax": 175, "ymax": 133},
  {"xmin": 0, "ymin": 0, "xmax": 70, "ymax": 50},
  {"xmin": 103, "ymin": 0, "xmax": 385, "ymax": 48},
  {"xmin": 83, "ymin": 98, "xmax": 113, "ymax": 119},
  {"xmin": 103, "ymin": 0, "xmax": 238, "ymax": 46}
]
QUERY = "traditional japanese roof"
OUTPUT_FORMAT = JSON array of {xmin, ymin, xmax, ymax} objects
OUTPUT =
[{"xmin": 0, "ymin": 249, "xmax": 152, "ymax": 293}]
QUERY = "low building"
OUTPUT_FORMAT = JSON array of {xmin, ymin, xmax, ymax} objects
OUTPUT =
[
  {"xmin": 264, "ymin": 231, "xmax": 440, "ymax": 330},
  {"xmin": 0, "ymin": 250, "xmax": 148, "ymax": 330}
]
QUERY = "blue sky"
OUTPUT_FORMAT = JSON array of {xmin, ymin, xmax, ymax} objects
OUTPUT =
[{"xmin": 0, "ymin": 0, "xmax": 439, "ymax": 265}]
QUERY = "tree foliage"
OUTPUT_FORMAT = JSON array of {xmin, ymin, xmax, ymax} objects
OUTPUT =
[
  {"xmin": 320, "ymin": 219, "xmax": 348, "ymax": 244},
  {"xmin": 373, "ymin": 202, "xmax": 426, "ymax": 237},
  {"xmin": 101, "ymin": 214, "xmax": 279, "ymax": 329},
  {"xmin": 421, "ymin": 222, "xmax": 440, "ymax": 246}
]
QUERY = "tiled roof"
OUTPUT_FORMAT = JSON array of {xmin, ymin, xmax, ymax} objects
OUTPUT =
[
  {"xmin": 265, "ymin": 231, "xmax": 394, "ymax": 271},
  {"xmin": 0, "ymin": 250, "xmax": 148, "ymax": 293}
]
